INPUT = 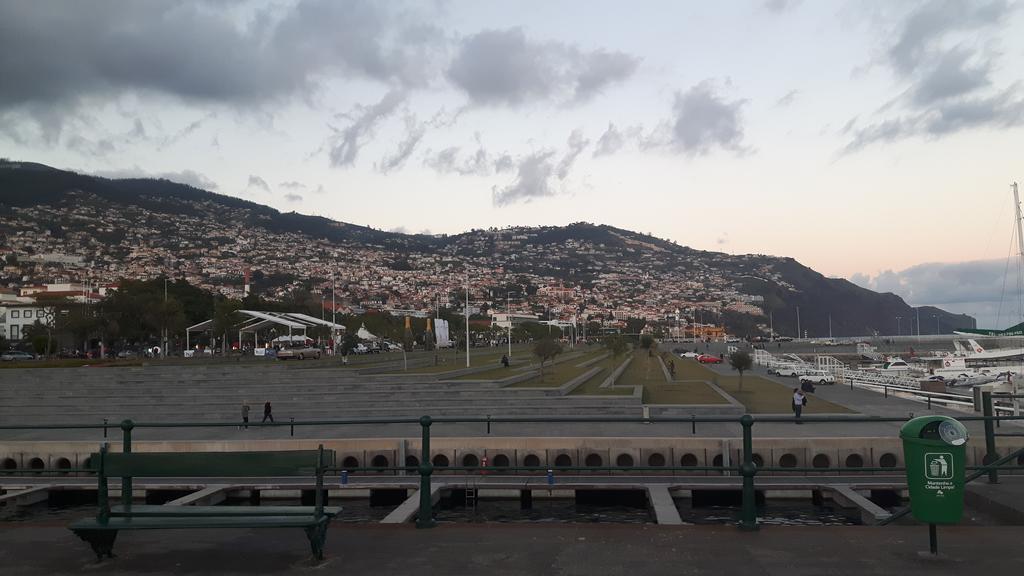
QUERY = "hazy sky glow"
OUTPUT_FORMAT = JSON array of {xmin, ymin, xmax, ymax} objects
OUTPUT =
[{"xmin": 1, "ymin": 0, "xmax": 1023, "ymax": 319}]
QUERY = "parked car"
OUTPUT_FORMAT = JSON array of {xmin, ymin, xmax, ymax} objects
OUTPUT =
[
  {"xmin": 697, "ymin": 354, "xmax": 723, "ymax": 364},
  {"xmin": 680, "ymin": 351, "xmax": 701, "ymax": 358},
  {"xmin": 1, "ymin": 350, "xmax": 35, "ymax": 362},
  {"xmin": 276, "ymin": 344, "xmax": 322, "ymax": 360},
  {"xmin": 799, "ymin": 371, "xmax": 835, "ymax": 385}
]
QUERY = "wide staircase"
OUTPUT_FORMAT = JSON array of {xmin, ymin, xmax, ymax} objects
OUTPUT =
[{"xmin": 0, "ymin": 362, "xmax": 642, "ymax": 424}]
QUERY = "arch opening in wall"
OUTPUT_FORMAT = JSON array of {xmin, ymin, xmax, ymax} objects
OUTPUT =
[
  {"xmin": 680, "ymin": 453, "xmax": 699, "ymax": 467},
  {"xmin": 29, "ymin": 457, "xmax": 45, "ymax": 470},
  {"xmin": 751, "ymin": 453, "xmax": 764, "ymax": 468},
  {"xmin": 1, "ymin": 457, "xmax": 16, "ymax": 470},
  {"xmin": 812, "ymin": 454, "xmax": 830, "ymax": 469},
  {"xmin": 778, "ymin": 454, "xmax": 797, "ymax": 468},
  {"xmin": 492, "ymin": 454, "xmax": 511, "ymax": 468},
  {"xmin": 712, "ymin": 454, "xmax": 724, "ymax": 468},
  {"xmin": 56, "ymin": 457, "xmax": 72, "ymax": 474},
  {"xmin": 554, "ymin": 454, "xmax": 572, "ymax": 468},
  {"xmin": 615, "ymin": 454, "xmax": 634, "ymax": 468},
  {"xmin": 432, "ymin": 454, "xmax": 450, "ymax": 468},
  {"xmin": 405, "ymin": 455, "xmax": 420, "ymax": 469},
  {"xmin": 342, "ymin": 456, "xmax": 360, "ymax": 470},
  {"xmin": 371, "ymin": 455, "xmax": 389, "ymax": 471},
  {"xmin": 879, "ymin": 453, "xmax": 898, "ymax": 468},
  {"xmin": 845, "ymin": 454, "xmax": 864, "ymax": 468},
  {"xmin": 648, "ymin": 453, "xmax": 666, "ymax": 467},
  {"xmin": 584, "ymin": 453, "xmax": 603, "ymax": 467},
  {"xmin": 523, "ymin": 454, "xmax": 541, "ymax": 468},
  {"xmin": 462, "ymin": 454, "xmax": 479, "ymax": 468}
]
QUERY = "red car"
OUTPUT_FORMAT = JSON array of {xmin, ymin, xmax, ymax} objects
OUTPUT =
[{"xmin": 697, "ymin": 354, "xmax": 723, "ymax": 364}]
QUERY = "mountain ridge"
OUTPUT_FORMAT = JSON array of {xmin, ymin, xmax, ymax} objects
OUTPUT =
[{"xmin": 0, "ymin": 159, "xmax": 975, "ymax": 337}]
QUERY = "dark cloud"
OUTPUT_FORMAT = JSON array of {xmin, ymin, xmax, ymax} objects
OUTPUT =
[
  {"xmin": 447, "ymin": 28, "xmax": 638, "ymax": 106},
  {"xmin": 850, "ymin": 259, "xmax": 1024, "ymax": 328},
  {"xmin": 247, "ymin": 175, "xmax": 270, "ymax": 193},
  {"xmin": 284, "ymin": 192, "xmax": 303, "ymax": 203},
  {"xmin": 844, "ymin": 0, "xmax": 1020, "ymax": 152},
  {"xmin": 592, "ymin": 122, "xmax": 644, "ymax": 157},
  {"xmin": 328, "ymin": 89, "xmax": 406, "ymax": 168},
  {"xmin": 0, "ymin": 1, "xmax": 445, "ymax": 138},
  {"xmin": 669, "ymin": 81, "xmax": 748, "ymax": 155},
  {"xmin": 92, "ymin": 167, "xmax": 218, "ymax": 190},
  {"xmin": 423, "ymin": 134, "xmax": 513, "ymax": 176},
  {"xmin": 555, "ymin": 129, "xmax": 589, "ymax": 179},
  {"xmin": 491, "ymin": 130, "xmax": 588, "ymax": 206},
  {"xmin": 378, "ymin": 114, "xmax": 426, "ymax": 173},
  {"xmin": 491, "ymin": 151, "xmax": 558, "ymax": 207}
]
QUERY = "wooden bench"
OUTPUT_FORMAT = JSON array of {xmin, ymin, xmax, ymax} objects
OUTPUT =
[{"xmin": 69, "ymin": 445, "xmax": 340, "ymax": 561}]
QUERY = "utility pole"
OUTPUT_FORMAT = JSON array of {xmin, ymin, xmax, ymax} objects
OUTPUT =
[
  {"xmin": 828, "ymin": 314, "xmax": 832, "ymax": 339},
  {"xmin": 465, "ymin": 275, "xmax": 470, "ymax": 368},
  {"xmin": 507, "ymin": 291, "xmax": 518, "ymax": 359},
  {"xmin": 332, "ymin": 272, "xmax": 337, "ymax": 356},
  {"xmin": 163, "ymin": 277, "xmax": 168, "ymax": 358}
]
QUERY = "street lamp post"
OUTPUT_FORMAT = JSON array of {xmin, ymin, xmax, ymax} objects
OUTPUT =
[
  {"xmin": 795, "ymin": 306, "xmax": 800, "ymax": 341},
  {"xmin": 506, "ymin": 291, "xmax": 518, "ymax": 359},
  {"xmin": 896, "ymin": 316, "xmax": 902, "ymax": 337}
]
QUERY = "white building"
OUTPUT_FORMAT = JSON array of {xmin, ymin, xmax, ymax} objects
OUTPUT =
[
  {"xmin": 0, "ymin": 301, "xmax": 50, "ymax": 341},
  {"xmin": 491, "ymin": 312, "xmax": 540, "ymax": 329}
]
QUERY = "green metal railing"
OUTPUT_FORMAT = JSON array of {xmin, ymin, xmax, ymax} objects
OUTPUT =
[{"xmin": 3, "ymin": 393, "xmax": 1024, "ymax": 530}]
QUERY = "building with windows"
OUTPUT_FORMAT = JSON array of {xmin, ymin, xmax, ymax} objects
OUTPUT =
[
  {"xmin": 0, "ymin": 302, "xmax": 50, "ymax": 341},
  {"xmin": 491, "ymin": 312, "xmax": 540, "ymax": 329}
]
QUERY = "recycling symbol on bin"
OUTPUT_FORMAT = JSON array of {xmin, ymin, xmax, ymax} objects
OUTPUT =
[{"xmin": 924, "ymin": 453, "xmax": 953, "ymax": 480}]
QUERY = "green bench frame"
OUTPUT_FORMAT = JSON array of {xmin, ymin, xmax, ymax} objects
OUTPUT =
[{"xmin": 68, "ymin": 445, "xmax": 339, "ymax": 561}]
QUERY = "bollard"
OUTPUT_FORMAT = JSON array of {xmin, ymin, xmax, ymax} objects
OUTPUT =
[
  {"xmin": 486, "ymin": 414, "xmax": 491, "ymax": 435},
  {"xmin": 290, "ymin": 417, "xmax": 295, "ymax": 437},
  {"xmin": 927, "ymin": 395, "xmax": 932, "ymax": 410},
  {"xmin": 547, "ymin": 469, "xmax": 554, "ymax": 486},
  {"xmin": 417, "ymin": 416, "xmax": 436, "ymax": 528},
  {"xmin": 738, "ymin": 414, "xmax": 758, "ymax": 531},
  {"xmin": 120, "ymin": 419, "xmax": 134, "ymax": 510},
  {"xmin": 103, "ymin": 418, "xmax": 108, "ymax": 438},
  {"xmin": 884, "ymin": 386, "xmax": 888, "ymax": 398},
  {"xmin": 691, "ymin": 415, "xmax": 696, "ymax": 435},
  {"xmin": 341, "ymin": 470, "xmax": 348, "ymax": 485},
  {"xmin": 982, "ymin": 392, "xmax": 999, "ymax": 484}
]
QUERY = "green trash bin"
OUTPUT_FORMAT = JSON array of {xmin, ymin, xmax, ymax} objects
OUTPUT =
[{"xmin": 900, "ymin": 415, "xmax": 969, "ymax": 524}]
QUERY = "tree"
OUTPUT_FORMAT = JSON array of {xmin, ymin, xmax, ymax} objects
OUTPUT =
[
  {"xmin": 640, "ymin": 334, "xmax": 655, "ymax": 350},
  {"xmin": 212, "ymin": 298, "xmax": 243, "ymax": 353},
  {"xmin": 729, "ymin": 350, "xmax": 753, "ymax": 391},
  {"xmin": 533, "ymin": 337, "xmax": 563, "ymax": 382},
  {"xmin": 602, "ymin": 334, "xmax": 629, "ymax": 371}
]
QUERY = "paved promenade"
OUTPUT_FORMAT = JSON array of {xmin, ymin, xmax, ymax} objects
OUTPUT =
[{"xmin": 3, "ymin": 523, "xmax": 1023, "ymax": 575}]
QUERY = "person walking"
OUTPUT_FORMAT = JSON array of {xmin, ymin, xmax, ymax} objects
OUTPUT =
[
  {"xmin": 501, "ymin": 354, "xmax": 509, "ymax": 368},
  {"xmin": 240, "ymin": 401, "xmax": 250, "ymax": 430},
  {"xmin": 792, "ymin": 389, "xmax": 806, "ymax": 424},
  {"xmin": 262, "ymin": 401, "xmax": 274, "ymax": 423}
]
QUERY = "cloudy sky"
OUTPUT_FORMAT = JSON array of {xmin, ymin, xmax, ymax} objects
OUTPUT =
[{"xmin": 1, "ymin": 0, "xmax": 1023, "ymax": 323}]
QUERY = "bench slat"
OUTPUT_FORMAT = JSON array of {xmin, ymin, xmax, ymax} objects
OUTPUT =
[
  {"xmin": 96, "ymin": 450, "xmax": 335, "ymax": 477},
  {"xmin": 109, "ymin": 505, "xmax": 342, "ymax": 518},
  {"xmin": 70, "ymin": 515, "xmax": 329, "ymax": 531}
]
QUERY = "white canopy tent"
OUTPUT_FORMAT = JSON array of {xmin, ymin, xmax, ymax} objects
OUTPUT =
[{"xmin": 185, "ymin": 310, "xmax": 346, "ymax": 352}]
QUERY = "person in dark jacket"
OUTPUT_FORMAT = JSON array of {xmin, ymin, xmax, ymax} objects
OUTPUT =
[
  {"xmin": 262, "ymin": 401, "xmax": 274, "ymax": 423},
  {"xmin": 240, "ymin": 401, "xmax": 250, "ymax": 430}
]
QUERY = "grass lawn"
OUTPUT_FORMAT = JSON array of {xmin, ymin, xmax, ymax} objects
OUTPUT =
[
  {"xmin": 568, "ymin": 365, "xmax": 634, "ymax": 396},
  {"xmin": 505, "ymin": 350, "xmax": 607, "ymax": 388},
  {"xmin": 616, "ymin": 351, "xmax": 727, "ymax": 405},
  {"xmin": 670, "ymin": 357, "xmax": 853, "ymax": 414}
]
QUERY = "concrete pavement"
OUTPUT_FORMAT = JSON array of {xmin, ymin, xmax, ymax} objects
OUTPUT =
[{"xmin": 3, "ymin": 522, "xmax": 1024, "ymax": 575}]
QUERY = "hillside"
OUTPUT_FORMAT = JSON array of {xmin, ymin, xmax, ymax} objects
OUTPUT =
[{"xmin": 0, "ymin": 160, "xmax": 974, "ymax": 337}]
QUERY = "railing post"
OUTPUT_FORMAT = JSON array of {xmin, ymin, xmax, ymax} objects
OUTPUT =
[
  {"xmin": 290, "ymin": 417, "xmax": 295, "ymax": 437},
  {"xmin": 982, "ymin": 392, "xmax": 999, "ymax": 484},
  {"xmin": 103, "ymin": 418, "xmax": 108, "ymax": 438},
  {"xmin": 120, "ymin": 419, "xmax": 134, "ymax": 510},
  {"xmin": 417, "ymin": 415, "xmax": 436, "ymax": 528},
  {"xmin": 739, "ymin": 414, "xmax": 758, "ymax": 531}
]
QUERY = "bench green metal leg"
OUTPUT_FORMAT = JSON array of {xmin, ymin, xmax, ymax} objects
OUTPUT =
[
  {"xmin": 73, "ymin": 530, "xmax": 118, "ymax": 560},
  {"xmin": 303, "ymin": 524, "xmax": 327, "ymax": 561}
]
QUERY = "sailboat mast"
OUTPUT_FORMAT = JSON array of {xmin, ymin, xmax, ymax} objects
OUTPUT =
[{"xmin": 1016, "ymin": 182, "xmax": 1024, "ymax": 267}]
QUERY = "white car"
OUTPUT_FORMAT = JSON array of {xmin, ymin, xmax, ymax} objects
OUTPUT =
[
  {"xmin": 771, "ymin": 365, "xmax": 807, "ymax": 377},
  {"xmin": 799, "ymin": 371, "xmax": 835, "ymax": 385},
  {"xmin": 276, "ymin": 345, "xmax": 321, "ymax": 360},
  {"xmin": 679, "ymin": 351, "xmax": 701, "ymax": 358}
]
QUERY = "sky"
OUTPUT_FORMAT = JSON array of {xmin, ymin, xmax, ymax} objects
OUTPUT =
[{"xmin": 1, "ymin": 0, "xmax": 1023, "ymax": 325}]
